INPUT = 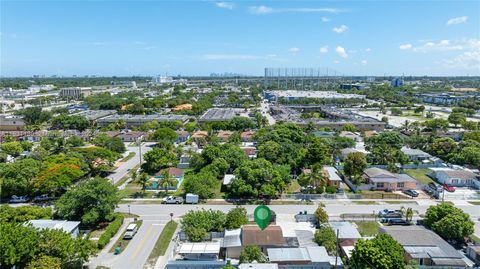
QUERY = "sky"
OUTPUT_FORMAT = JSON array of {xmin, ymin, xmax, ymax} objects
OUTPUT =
[{"xmin": 1, "ymin": 0, "xmax": 479, "ymax": 77}]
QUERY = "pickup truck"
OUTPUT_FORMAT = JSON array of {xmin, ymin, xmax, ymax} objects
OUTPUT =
[
  {"xmin": 162, "ymin": 196, "xmax": 184, "ymax": 204},
  {"xmin": 378, "ymin": 209, "xmax": 403, "ymax": 218}
]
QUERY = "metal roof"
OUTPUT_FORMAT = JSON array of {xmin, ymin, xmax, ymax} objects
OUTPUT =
[
  {"xmin": 223, "ymin": 228, "xmax": 242, "ymax": 248},
  {"xmin": 323, "ymin": 166, "xmax": 342, "ymax": 182},
  {"xmin": 328, "ymin": 222, "xmax": 362, "ymax": 240},
  {"xmin": 178, "ymin": 242, "xmax": 220, "ymax": 254},
  {"xmin": 267, "ymin": 248, "xmax": 310, "ymax": 262},
  {"xmin": 223, "ymin": 174, "xmax": 236, "ymax": 185},
  {"xmin": 27, "ymin": 220, "xmax": 80, "ymax": 234}
]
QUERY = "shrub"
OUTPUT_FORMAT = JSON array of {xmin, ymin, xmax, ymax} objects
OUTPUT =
[
  {"xmin": 325, "ymin": 186, "xmax": 337, "ymax": 194},
  {"xmin": 97, "ymin": 214, "xmax": 124, "ymax": 249}
]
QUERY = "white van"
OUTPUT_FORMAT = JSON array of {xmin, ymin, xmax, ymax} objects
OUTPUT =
[{"xmin": 123, "ymin": 223, "xmax": 138, "ymax": 239}]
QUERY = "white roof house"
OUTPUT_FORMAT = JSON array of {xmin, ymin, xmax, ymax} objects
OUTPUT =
[
  {"xmin": 429, "ymin": 167, "xmax": 478, "ymax": 187},
  {"xmin": 27, "ymin": 220, "xmax": 81, "ymax": 238},
  {"xmin": 223, "ymin": 174, "xmax": 236, "ymax": 185}
]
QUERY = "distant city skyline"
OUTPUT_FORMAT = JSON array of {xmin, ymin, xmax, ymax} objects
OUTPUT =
[{"xmin": 1, "ymin": 0, "xmax": 479, "ymax": 77}]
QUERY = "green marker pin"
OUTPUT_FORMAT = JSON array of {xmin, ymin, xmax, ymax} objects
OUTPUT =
[{"xmin": 254, "ymin": 205, "xmax": 271, "ymax": 230}]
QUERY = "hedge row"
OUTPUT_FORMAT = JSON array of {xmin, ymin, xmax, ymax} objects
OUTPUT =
[{"xmin": 97, "ymin": 214, "xmax": 124, "ymax": 249}]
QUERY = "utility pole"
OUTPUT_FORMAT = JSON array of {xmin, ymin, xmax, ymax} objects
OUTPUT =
[
  {"xmin": 138, "ymin": 137, "xmax": 142, "ymax": 166},
  {"xmin": 334, "ymin": 228, "xmax": 339, "ymax": 269}
]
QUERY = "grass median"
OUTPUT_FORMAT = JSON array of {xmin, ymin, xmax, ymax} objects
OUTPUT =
[{"xmin": 146, "ymin": 220, "xmax": 178, "ymax": 266}]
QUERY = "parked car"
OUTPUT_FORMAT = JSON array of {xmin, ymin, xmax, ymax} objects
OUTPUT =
[
  {"xmin": 9, "ymin": 195, "xmax": 29, "ymax": 203},
  {"xmin": 33, "ymin": 194, "xmax": 55, "ymax": 202},
  {"xmin": 378, "ymin": 209, "xmax": 403, "ymax": 218},
  {"xmin": 162, "ymin": 196, "xmax": 184, "ymax": 204},
  {"xmin": 386, "ymin": 218, "xmax": 411, "ymax": 226},
  {"xmin": 403, "ymin": 189, "xmax": 419, "ymax": 197},
  {"xmin": 381, "ymin": 217, "xmax": 403, "ymax": 223},
  {"xmin": 123, "ymin": 223, "xmax": 138, "ymax": 239},
  {"xmin": 443, "ymin": 184, "xmax": 455, "ymax": 192},
  {"xmin": 428, "ymin": 182, "xmax": 443, "ymax": 192}
]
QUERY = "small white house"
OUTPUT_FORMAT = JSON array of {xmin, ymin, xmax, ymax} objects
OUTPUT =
[
  {"xmin": 429, "ymin": 168, "xmax": 478, "ymax": 188},
  {"xmin": 27, "ymin": 220, "xmax": 81, "ymax": 238}
]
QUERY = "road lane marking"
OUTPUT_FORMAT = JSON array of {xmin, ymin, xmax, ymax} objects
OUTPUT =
[{"xmin": 131, "ymin": 224, "xmax": 154, "ymax": 260}]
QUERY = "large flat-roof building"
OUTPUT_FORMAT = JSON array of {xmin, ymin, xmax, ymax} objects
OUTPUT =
[
  {"xmin": 0, "ymin": 115, "xmax": 25, "ymax": 131},
  {"xmin": 97, "ymin": 114, "xmax": 192, "ymax": 128},
  {"xmin": 199, "ymin": 108, "xmax": 246, "ymax": 122},
  {"xmin": 59, "ymin": 87, "xmax": 92, "ymax": 99}
]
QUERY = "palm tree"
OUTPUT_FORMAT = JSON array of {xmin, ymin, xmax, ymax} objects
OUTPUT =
[
  {"xmin": 137, "ymin": 172, "xmax": 150, "ymax": 192},
  {"xmin": 160, "ymin": 171, "xmax": 177, "ymax": 194},
  {"xmin": 406, "ymin": 207, "xmax": 414, "ymax": 222}
]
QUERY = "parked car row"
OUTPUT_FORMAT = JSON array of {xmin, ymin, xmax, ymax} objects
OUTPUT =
[
  {"xmin": 378, "ymin": 208, "xmax": 412, "ymax": 226},
  {"xmin": 8, "ymin": 194, "xmax": 57, "ymax": 204},
  {"xmin": 161, "ymin": 194, "xmax": 199, "ymax": 204}
]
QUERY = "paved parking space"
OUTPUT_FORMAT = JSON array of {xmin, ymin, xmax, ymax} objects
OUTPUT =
[{"xmin": 443, "ymin": 188, "xmax": 480, "ymax": 200}]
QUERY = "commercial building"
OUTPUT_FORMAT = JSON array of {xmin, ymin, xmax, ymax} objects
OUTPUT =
[
  {"xmin": 198, "ymin": 108, "xmax": 246, "ymax": 122},
  {"xmin": 59, "ymin": 87, "xmax": 92, "ymax": 99},
  {"xmin": 391, "ymin": 78, "xmax": 404, "ymax": 87},
  {"xmin": 97, "ymin": 114, "xmax": 192, "ymax": 128},
  {"xmin": 264, "ymin": 90, "xmax": 365, "ymax": 102},
  {"xmin": 0, "ymin": 116, "xmax": 25, "ymax": 131}
]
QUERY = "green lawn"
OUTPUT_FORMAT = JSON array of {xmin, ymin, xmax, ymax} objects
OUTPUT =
[
  {"xmin": 120, "ymin": 152, "xmax": 136, "ymax": 162},
  {"xmin": 468, "ymin": 201, "xmax": 480, "ymax": 205},
  {"xmin": 352, "ymin": 201, "xmax": 378, "ymax": 205},
  {"xmin": 119, "ymin": 182, "xmax": 155, "ymax": 199},
  {"xmin": 354, "ymin": 221, "xmax": 381, "ymax": 237},
  {"xmin": 109, "ymin": 220, "xmax": 143, "ymax": 253},
  {"xmin": 286, "ymin": 179, "xmax": 301, "ymax": 193},
  {"xmin": 405, "ymin": 169, "xmax": 434, "ymax": 185},
  {"xmin": 146, "ymin": 221, "xmax": 178, "ymax": 266},
  {"xmin": 471, "ymin": 234, "xmax": 480, "ymax": 244}
]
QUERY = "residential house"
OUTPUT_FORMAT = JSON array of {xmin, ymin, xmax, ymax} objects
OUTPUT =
[
  {"xmin": 401, "ymin": 146, "xmax": 432, "ymax": 162},
  {"xmin": 322, "ymin": 166, "xmax": 342, "ymax": 188},
  {"xmin": 241, "ymin": 225, "xmax": 285, "ymax": 253},
  {"xmin": 217, "ymin": 131, "xmax": 234, "ymax": 142},
  {"xmin": 166, "ymin": 242, "xmax": 225, "ymax": 269},
  {"xmin": 267, "ymin": 246, "xmax": 342, "ymax": 268},
  {"xmin": 429, "ymin": 167, "xmax": 479, "ymax": 188},
  {"xmin": 223, "ymin": 228, "xmax": 242, "ymax": 259},
  {"xmin": 363, "ymin": 130, "xmax": 378, "ymax": 138},
  {"xmin": 362, "ymin": 168, "xmax": 417, "ymax": 191},
  {"xmin": 339, "ymin": 131, "xmax": 361, "ymax": 142},
  {"xmin": 175, "ymin": 130, "xmax": 190, "ymax": 143},
  {"xmin": 149, "ymin": 167, "xmax": 185, "ymax": 191},
  {"xmin": 0, "ymin": 116, "xmax": 25, "ymax": 131},
  {"xmin": 240, "ymin": 131, "xmax": 256, "ymax": 142},
  {"xmin": 340, "ymin": 148, "xmax": 367, "ymax": 160},
  {"xmin": 239, "ymin": 264, "xmax": 278, "ymax": 269},
  {"xmin": 241, "ymin": 147, "xmax": 257, "ymax": 159},
  {"xmin": 117, "ymin": 131, "xmax": 147, "ymax": 142},
  {"xmin": 192, "ymin": 131, "xmax": 208, "ymax": 147},
  {"xmin": 381, "ymin": 226, "xmax": 468, "ymax": 267},
  {"xmin": 27, "ymin": 220, "xmax": 81, "ymax": 238},
  {"xmin": 466, "ymin": 245, "xmax": 480, "ymax": 265}
]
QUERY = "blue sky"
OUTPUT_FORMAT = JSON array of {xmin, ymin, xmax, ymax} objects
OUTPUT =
[{"xmin": 1, "ymin": 0, "xmax": 479, "ymax": 76}]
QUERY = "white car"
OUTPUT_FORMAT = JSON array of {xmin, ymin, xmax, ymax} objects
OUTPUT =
[{"xmin": 123, "ymin": 223, "xmax": 138, "ymax": 240}]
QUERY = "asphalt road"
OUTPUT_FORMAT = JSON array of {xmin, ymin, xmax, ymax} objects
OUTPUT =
[
  {"xmin": 90, "ymin": 219, "xmax": 169, "ymax": 269},
  {"xmin": 260, "ymin": 101, "xmax": 276, "ymax": 125},
  {"xmin": 107, "ymin": 142, "xmax": 154, "ymax": 185},
  {"xmin": 117, "ymin": 202, "xmax": 480, "ymax": 221}
]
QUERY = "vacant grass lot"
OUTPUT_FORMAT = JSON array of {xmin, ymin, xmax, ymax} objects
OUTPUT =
[
  {"xmin": 354, "ymin": 221, "xmax": 381, "ymax": 237},
  {"xmin": 405, "ymin": 169, "xmax": 434, "ymax": 185}
]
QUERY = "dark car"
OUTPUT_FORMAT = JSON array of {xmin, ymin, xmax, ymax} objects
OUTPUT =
[
  {"xmin": 387, "ymin": 218, "xmax": 411, "ymax": 226},
  {"xmin": 403, "ymin": 189, "xmax": 419, "ymax": 197},
  {"xmin": 33, "ymin": 194, "xmax": 55, "ymax": 202},
  {"xmin": 428, "ymin": 182, "xmax": 443, "ymax": 192}
]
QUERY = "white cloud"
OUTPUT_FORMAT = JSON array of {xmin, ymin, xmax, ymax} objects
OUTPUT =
[
  {"xmin": 335, "ymin": 46, "xmax": 348, "ymax": 58},
  {"xmin": 332, "ymin": 25, "xmax": 348, "ymax": 34},
  {"xmin": 365, "ymin": 48, "xmax": 372, "ymax": 52},
  {"xmin": 334, "ymin": 60, "xmax": 340, "ymax": 64},
  {"xmin": 216, "ymin": 2, "xmax": 235, "ymax": 10},
  {"xmin": 321, "ymin": 17, "xmax": 331, "ymax": 22},
  {"xmin": 289, "ymin": 47, "xmax": 300, "ymax": 54},
  {"xmin": 361, "ymin": 60, "xmax": 368, "ymax": 65},
  {"xmin": 408, "ymin": 39, "xmax": 466, "ymax": 52},
  {"xmin": 446, "ymin": 16, "xmax": 468, "ymax": 26},
  {"xmin": 249, "ymin": 6, "xmax": 344, "ymax": 15},
  {"xmin": 133, "ymin": 41, "xmax": 146, "ymax": 45},
  {"xmin": 399, "ymin": 43, "xmax": 413, "ymax": 50},
  {"xmin": 319, "ymin": 46, "xmax": 328, "ymax": 53}
]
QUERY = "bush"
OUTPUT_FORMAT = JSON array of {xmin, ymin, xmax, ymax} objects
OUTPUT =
[
  {"xmin": 325, "ymin": 186, "xmax": 337, "ymax": 194},
  {"xmin": 97, "ymin": 214, "xmax": 124, "ymax": 249}
]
